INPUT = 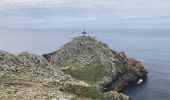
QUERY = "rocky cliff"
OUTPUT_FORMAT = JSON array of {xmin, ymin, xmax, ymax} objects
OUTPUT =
[
  {"xmin": 0, "ymin": 50, "xmax": 77, "ymax": 100},
  {"xmin": 0, "ymin": 50, "xmax": 129, "ymax": 100},
  {"xmin": 0, "ymin": 36, "xmax": 147, "ymax": 100},
  {"xmin": 43, "ymin": 36, "xmax": 148, "ymax": 92}
]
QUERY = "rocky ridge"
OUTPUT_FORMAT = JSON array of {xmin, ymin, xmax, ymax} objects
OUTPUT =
[
  {"xmin": 0, "ymin": 50, "xmax": 129, "ymax": 100},
  {"xmin": 0, "ymin": 50, "xmax": 77, "ymax": 100},
  {"xmin": 44, "ymin": 36, "xmax": 148, "ymax": 92}
]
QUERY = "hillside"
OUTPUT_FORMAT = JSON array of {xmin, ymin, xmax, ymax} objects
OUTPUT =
[
  {"xmin": 43, "ymin": 36, "xmax": 148, "ymax": 92},
  {"xmin": 0, "ymin": 50, "xmax": 129, "ymax": 100}
]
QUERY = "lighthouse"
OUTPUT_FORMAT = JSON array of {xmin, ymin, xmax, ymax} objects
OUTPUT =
[{"xmin": 82, "ymin": 29, "xmax": 87, "ymax": 34}]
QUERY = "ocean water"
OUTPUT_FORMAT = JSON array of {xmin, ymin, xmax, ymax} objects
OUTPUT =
[{"xmin": 0, "ymin": 29, "xmax": 170, "ymax": 100}]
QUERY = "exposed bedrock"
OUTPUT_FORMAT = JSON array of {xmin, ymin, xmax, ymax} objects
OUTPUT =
[{"xmin": 43, "ymin": 36, "xmax": 148, "ymax": 93}]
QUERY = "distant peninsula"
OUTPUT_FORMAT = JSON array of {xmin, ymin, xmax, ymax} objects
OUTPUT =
[{"xmin": 0, "ymin": 36, "xmax": 148, "ymax": 100}]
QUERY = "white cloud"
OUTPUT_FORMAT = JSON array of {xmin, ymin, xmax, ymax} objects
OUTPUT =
[{"xmin": 0, "ymin": 0, "xmax": 170, "ymax": 29}]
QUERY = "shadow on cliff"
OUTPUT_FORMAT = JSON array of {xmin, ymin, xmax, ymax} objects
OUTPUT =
[{"xmin": 123, "ymin": 77, "xmax": 148, "ymax": 93}]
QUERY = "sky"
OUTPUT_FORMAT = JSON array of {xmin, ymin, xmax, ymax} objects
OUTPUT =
[{"xmin": 0, "ymin": 0, "xmax": 170, "ymax": 29}]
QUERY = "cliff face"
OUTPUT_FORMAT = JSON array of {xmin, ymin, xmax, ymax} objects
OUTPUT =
[
  {"xmin": 44, "ymin": 36, "xmax": 148, "ymax": 92},
  {"xmin": 0, "ymin": 50, "xmax": 129, "ymax": 100},
  {"xmin": 105, "ymin": 52, "xmax": 148, "ymax": 92}
]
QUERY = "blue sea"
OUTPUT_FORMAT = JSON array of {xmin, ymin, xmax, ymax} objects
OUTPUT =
[{"xmin": 0, "ymin": 28, "xmax": 170, "ymax": 100}]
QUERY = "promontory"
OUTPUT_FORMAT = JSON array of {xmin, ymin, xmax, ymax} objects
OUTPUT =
[{"xmin": 0, "ymin": 36, "xmax": 148, "ymax": 100}]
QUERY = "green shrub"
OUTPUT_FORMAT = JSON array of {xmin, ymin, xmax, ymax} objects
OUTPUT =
[
  {"xmin": 63, "ymin": 62, "xmax": 109, "ymax": 83},
  {"xmin": 64, "ymin": 85, "xmax": 106, "ymax": 100}
]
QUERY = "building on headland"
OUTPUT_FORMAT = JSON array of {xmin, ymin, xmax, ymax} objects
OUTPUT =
[{"xmin": 82, "ymin": 29, "xmax": 87, "ymax": 35}]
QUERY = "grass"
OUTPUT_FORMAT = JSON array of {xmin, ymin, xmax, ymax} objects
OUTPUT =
[
  {"xmin": 63, "ymin": 61, "xmax": 109, "ymax": 83},
  {"xmin": 64, "ymin": 85, "xmax": 106, "ymax": 100},
  {"xmin": 62, "ymin": 61, "xmax": 129, "ymax": 100}
]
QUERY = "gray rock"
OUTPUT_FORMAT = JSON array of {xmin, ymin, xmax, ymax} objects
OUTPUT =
[
  {"xmin": 0, "ymin": 35, "xmax": 146, "ymax": 100},
  {"xmin": 43, "ymin": 36, "xmax": 148, "ymax": 92}
]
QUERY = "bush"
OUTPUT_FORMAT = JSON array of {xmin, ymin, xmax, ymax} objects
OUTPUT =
[
  {"xmin": 64, "ymin": 85, "xmax": 106, "ymax": 100},
  {"xmin": 63, "ymin": 61, "xmax": 109, "ymax": 83}
]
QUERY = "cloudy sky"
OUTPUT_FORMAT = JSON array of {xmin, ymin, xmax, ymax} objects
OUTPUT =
[{"xmin": 0, "ymin": 0, "xmax": 170, "ymax": 29}]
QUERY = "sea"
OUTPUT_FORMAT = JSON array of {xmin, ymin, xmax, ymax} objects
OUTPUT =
[{"xmin": 0, "ymin": 28, "xmax": 170, "ymax": 100}]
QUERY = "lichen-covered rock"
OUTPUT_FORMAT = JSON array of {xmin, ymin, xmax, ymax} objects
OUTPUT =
[
  {"xmin": 43, "ymin": 36, "xmax": 148, "ymax": 92},
  {"xmin": 0, "ymin": 50, "xmax": 129, "ymax": 100},
  {"xmin": 0, "ymin": 36, "xmax": 147, "ymax": 100},
  {"xmin": 0, "ymin": 51, "xmax": 85, "ymax": 100},
  {"xmin": 43, "ymin": 36, "xmax": 120, "ymax": 85},
  {"xmin": 0, "ymin": 51, "xmax": 64, "ymax": 82}
]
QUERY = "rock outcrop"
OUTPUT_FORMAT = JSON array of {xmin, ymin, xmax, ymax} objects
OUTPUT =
[
  {"xmin": 0, "ymin": 50, "xmax": 77, "ymax": 100},
  {"xmin": 0, "ymin": 50, "xmax": 129, "ymax": 100},
  {"xmin": 0, "ymin": 35, "xmax": 147, "ymax": 100},
  {"xmin": 43, "ymin": 36, "xmax": 148, "ymax": 92}
]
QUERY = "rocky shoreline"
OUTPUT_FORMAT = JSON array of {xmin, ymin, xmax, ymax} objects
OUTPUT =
[
  {"xmin": 105, "ymin": 52, "xmax": 148, "ymax": 92},
  {"xmin": 0, "ymin": 36, "xmax": 148, "ymax": 100},
  {"xmin": 44, "ymin": 36, "xmax": 148, "ymax": 92}
]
